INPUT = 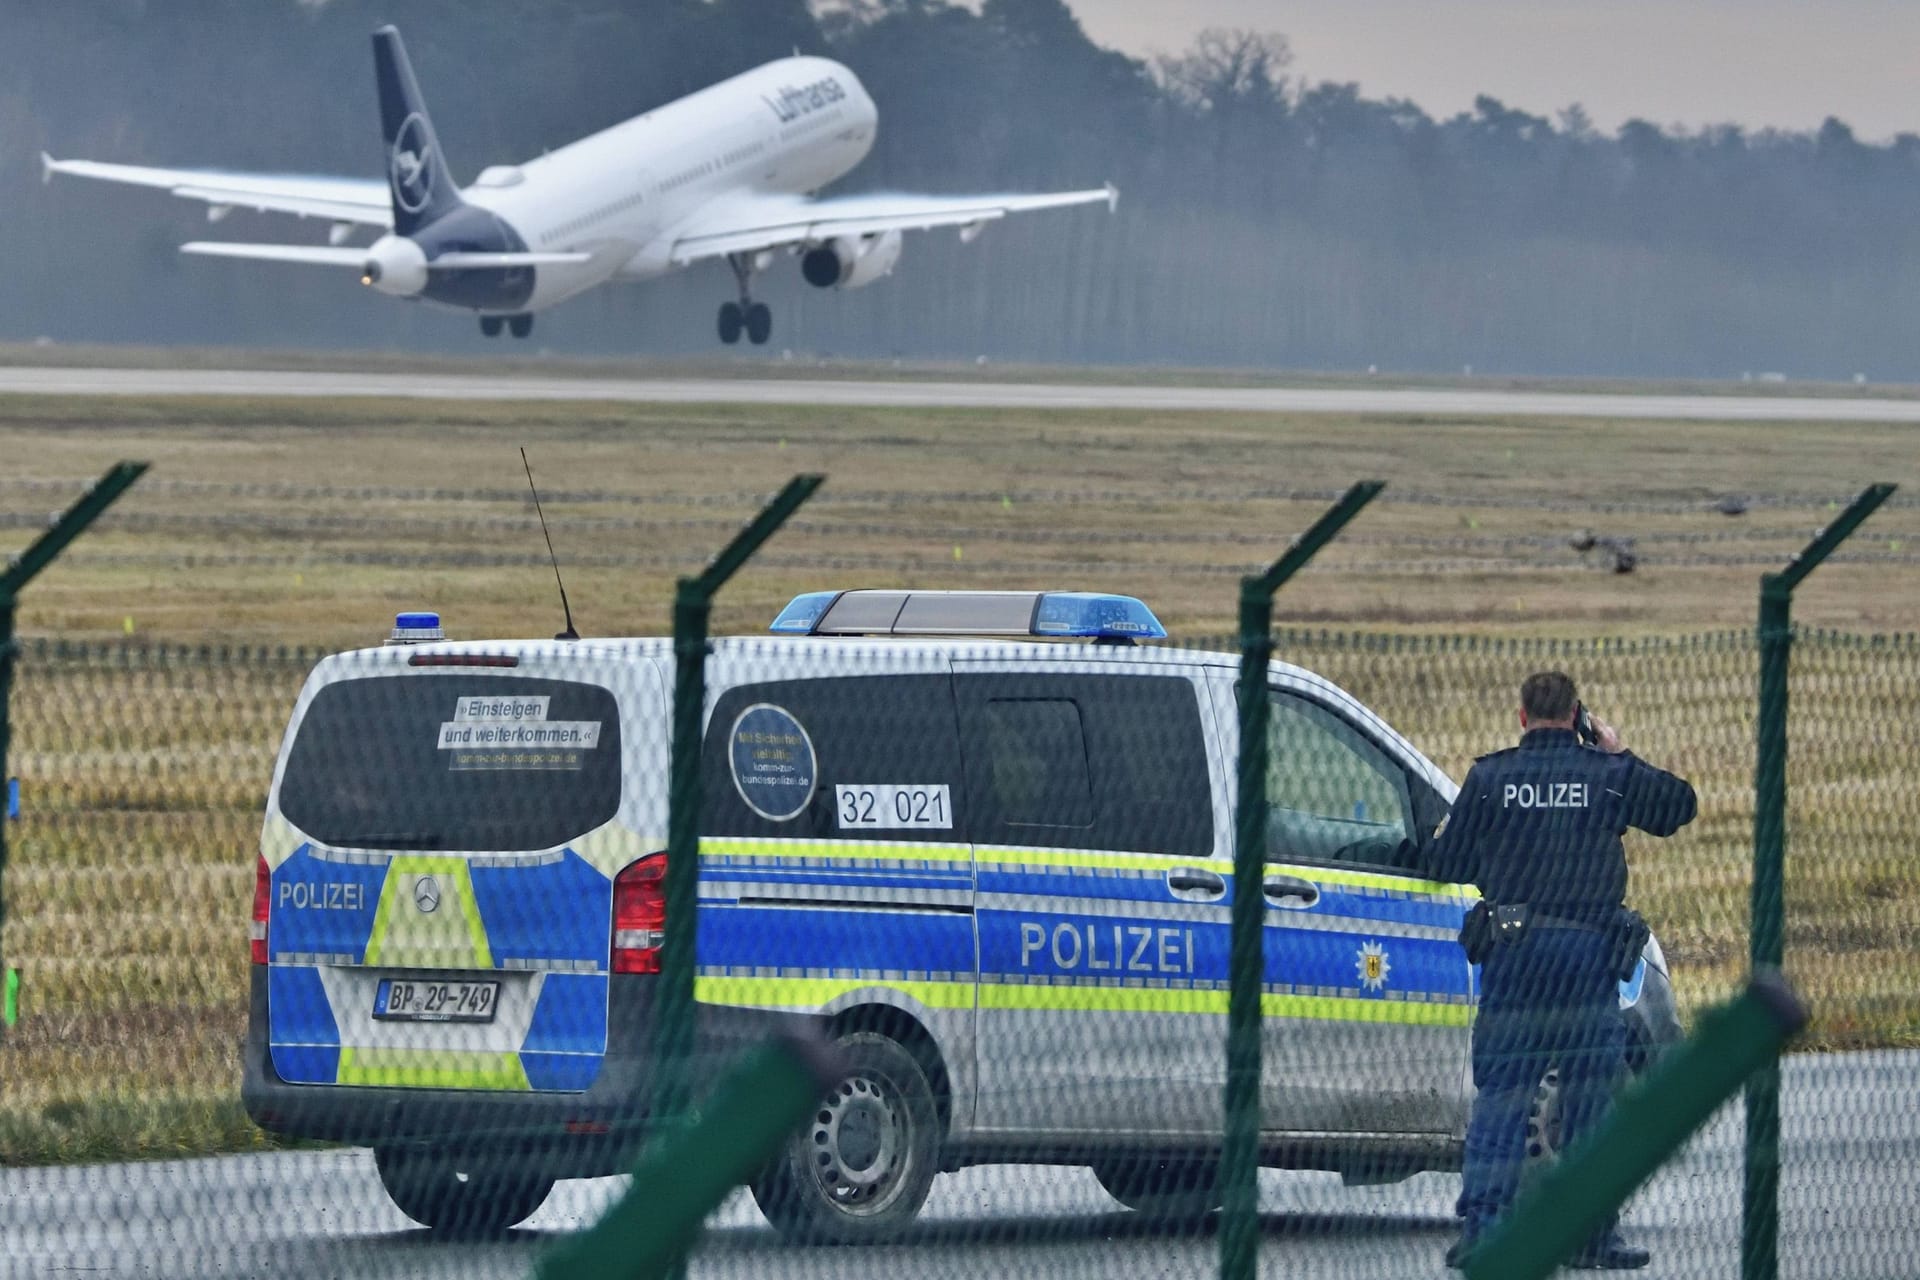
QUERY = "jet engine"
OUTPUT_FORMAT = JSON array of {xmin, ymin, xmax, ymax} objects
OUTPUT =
[
  {"xmin": 360, "ymin": 234, "xmax": 429, "ymax": 296},
  {"xmin": 800, "ymin": 230, "xmax": 903, "ymax": 290}
]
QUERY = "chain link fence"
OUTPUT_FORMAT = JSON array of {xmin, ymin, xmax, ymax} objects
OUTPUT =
[{"xmin": 0, "ymin": 622, "xmax": 1915, "ymax": 1277}]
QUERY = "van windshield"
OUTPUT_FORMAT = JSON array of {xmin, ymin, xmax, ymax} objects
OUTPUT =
[{"xmin": 278, "ymin": 675, "xmax": 622, "ymax": 852}]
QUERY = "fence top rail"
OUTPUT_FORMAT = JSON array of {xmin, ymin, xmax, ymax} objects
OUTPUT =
[{"xmin": 13, "ymin": 626, "xmax": 1920, "ymax": 670}]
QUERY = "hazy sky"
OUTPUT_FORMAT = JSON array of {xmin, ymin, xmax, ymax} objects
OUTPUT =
[{"xmin": 1066, "ymin": 1, "xmax": 1918, "ymax": 140}]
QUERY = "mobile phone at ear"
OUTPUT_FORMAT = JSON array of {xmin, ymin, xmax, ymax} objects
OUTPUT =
[{"xmin": 1575, "ymin": 703, "xmax": 1599, "ymax": 745}]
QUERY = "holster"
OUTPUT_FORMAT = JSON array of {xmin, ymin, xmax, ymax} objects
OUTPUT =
[
  {"xmin": 1610, "ymin": 908, "xmax": 1652, "ymax": 981},
  {"xmin": 1460, "ymin": 901, "xmax": 1540, "ymax": 963},
  {"xmin": 1459, "ymin": 900, "xmax": 1494, "ymax": 964}
]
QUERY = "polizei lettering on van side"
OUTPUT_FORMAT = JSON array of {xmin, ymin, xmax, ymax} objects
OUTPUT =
[
  {"xmin": 763, "ymin": 77, "xmax": 847, "ymax": 123},
  {"xmin": 1017, "ymin": 921, "xmax": 1195, "ymax": 974}
]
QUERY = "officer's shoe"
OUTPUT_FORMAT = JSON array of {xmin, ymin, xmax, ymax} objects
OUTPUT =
[{"xmin": 1568, "ymin": 1235, "xmax": 1652, "ymax": 1270}]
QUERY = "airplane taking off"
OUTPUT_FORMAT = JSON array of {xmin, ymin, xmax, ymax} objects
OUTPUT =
[{"xmin": 43, "ymin": 26, "xmax": 1115, "ymax": 345}]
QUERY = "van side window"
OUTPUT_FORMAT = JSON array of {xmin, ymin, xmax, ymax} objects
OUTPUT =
[
  {"xmin": 976, "ymin": 700, "xmax": 1094, "ymax": 827},
  {"xmin": 958, "ymin": 672, "xmax": 1211, "ymax": 856},
  {"xmin": 703, "ymin": 675, "xmax": 964, "ymax": 839},
  {"xmin": 1265, "ymin": 691, "xmax": 1413, "ymax": 868}
]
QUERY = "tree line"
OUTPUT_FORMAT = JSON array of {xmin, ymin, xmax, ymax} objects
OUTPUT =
[{"xmin": 4, "ymin": 0, "xmax": 1917, "ymax": 378}]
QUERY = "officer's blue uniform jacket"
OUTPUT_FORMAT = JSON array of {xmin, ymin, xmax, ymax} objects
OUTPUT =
[
  {"xmin": 1426, "ymin": 727, "xmax": 1697, "ymax": 922},
  {"xmin": 1422, "ymin": 725, "xmax": 1696, "ymax": 1248}
]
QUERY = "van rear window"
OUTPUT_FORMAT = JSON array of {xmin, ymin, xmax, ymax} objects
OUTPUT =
[{"xmin": 278, "ymin": 676, "xmax": 622, "ymax": 852}]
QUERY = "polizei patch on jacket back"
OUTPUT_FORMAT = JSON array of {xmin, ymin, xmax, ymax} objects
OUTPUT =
[{"xmin": 1501, "ymin": 781, "xmax": 1590, "ymax": 809}]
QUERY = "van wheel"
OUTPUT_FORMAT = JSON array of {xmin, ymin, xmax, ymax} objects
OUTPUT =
[
  {"xmin": 751, "ymin": 1032, "xmax": 939, "ymax": 1244},
  {"xmin": 373, "ymin": 1145, "xmax": 553, "ymax": 1237},
  {"xmin": 1525, "ymin": 1068, "xmax": 1563, "ymax": 1167},
  {"xmin": 1092, "ymin": 1156, "xmax": 1223, "ymax": 1220}
]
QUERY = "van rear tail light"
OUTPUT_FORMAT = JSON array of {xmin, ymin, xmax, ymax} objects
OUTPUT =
[
  {"xmin": 406, "ymin": 654, "xmax": 518, "ymax": 668},
  {"xmin": 612, "ymin": 854, "xmax": 667, "ymax": 975},
  {"xmin": 251, "ymin": 854, "xmax": 271, "ymax": 965}
]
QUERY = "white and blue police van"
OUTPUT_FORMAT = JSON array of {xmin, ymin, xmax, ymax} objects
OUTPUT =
[{"xmin": 244, "ymin": 591, "xmax": 1679, "ymax": 1239}]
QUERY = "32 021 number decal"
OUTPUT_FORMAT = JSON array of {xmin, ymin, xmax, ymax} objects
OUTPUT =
[{"xmin": 835, "ymin": 784, "xmax": 952, "ymax": 830}]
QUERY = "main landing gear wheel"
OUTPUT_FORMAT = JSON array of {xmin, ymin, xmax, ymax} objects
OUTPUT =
[
  {"xmin": 751, "ymin": 1031, "xmax": 940, "ymax": 1244},
  {"xmin": 718, "ymin": 251, "xmax": 772, "ymax": 347},
  {"xmin": 507, "ymin": 314, "xmax": 534, "ymax": 339},
  {"xmin": 373, "ymin": 1145, "xmax": 554, "ymax": 1237},
  {"xmin": 479, "ymin": 316, "xmax": 503, "ymax": 337},
  {"xmin": 744, "ymin": 302, "xmax": 772, "ymax": 346},
  {"xmin": 718, "ymin": 301, "xmax": 745, "ymax": 345}
]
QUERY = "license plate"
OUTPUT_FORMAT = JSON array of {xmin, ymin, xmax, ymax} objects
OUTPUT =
[{"xmin": 373, "ymin": 977, "xmax": 500, "ymax": 1023}]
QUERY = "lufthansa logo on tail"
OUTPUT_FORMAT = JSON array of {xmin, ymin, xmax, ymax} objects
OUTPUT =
[{"xmin": 390, "ymin": 113, "xmax": 434, "ymax": 214}]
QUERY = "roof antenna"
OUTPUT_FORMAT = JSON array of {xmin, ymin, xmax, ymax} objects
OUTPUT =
[{"xmin": 521, "ymin": 447, "xmax": 579, "ymax": 641}]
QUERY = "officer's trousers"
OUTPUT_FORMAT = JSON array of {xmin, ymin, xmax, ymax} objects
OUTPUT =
[{"xmin": 1459, "ymin": 926, "xmax": 1626, "ymax": 1242}]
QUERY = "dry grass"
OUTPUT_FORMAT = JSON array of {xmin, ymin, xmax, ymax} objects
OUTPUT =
[{"xmin": 0, "ymin": 392, "xmax": 1914, "ymax": 1164}]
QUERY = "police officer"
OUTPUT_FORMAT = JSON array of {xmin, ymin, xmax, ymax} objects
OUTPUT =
[{"xmin": 1425, "ymin": 671, "xmax": 1695, "ymax": 1271}]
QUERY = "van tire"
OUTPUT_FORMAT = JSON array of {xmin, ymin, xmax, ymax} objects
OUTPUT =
[
  {"xmin": 373, "ymin": 1145, "xmax": 554, "ymax": 1237},
  {"xmin": 751, "ymin": 1031, "xmax": 940, "ymax": 1244},
  {"xmin": 1092, "ymin": 1156, "xmax": 1223, "ymax": 1220}
]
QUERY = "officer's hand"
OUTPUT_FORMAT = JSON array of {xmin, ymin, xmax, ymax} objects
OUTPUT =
[{"xmin": 1592, "ymin": 715, "xmax": 1625, "ymax": 753}]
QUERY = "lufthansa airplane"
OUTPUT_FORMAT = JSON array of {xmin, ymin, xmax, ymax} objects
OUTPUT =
[{"xmin": 43, "ymin": 26, "xmax": 1115, "ymax": 344}]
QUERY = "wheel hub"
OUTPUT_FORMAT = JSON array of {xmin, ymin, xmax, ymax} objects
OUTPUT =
[{"xmin": 811, "ymin": 1074, "xmax": 906, "ymax": 1209}]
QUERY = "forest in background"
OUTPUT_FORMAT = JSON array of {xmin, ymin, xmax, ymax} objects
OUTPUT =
[{"xmin": 4, "ymin": 0, "xmax": 1918, "ymax": 378}]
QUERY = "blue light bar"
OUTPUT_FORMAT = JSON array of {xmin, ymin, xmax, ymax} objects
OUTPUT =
[
  {"xmin": 770, "ymin": 591, "xmax": 841, "ymax": 634},
  {"xmin": 1032, "ymin": 592, "xmax": 1167, "ymax": 640},
  {"xmin": 768, "ymin": 590, "xmax": 1165, "ymax": 642},
  {"xmin": 388, "ymin": 611, "xmax": 445, "ymax": 645}
]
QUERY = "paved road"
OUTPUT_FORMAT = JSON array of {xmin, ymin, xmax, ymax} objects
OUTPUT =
[
  {"xmin": 3, "ymin": 1051, "xmax": 1914, "ymax": 1280},
  {"xmin": 4, "ymin": 364, "xmax": 1920, "ymax": 420}
]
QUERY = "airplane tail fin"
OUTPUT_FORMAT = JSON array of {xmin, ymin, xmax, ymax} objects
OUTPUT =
[{"xmin": 372, "ymin": 25, "xmax": 464, "ymax": 235}]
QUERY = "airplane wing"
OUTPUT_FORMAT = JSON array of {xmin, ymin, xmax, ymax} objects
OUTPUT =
[
  {"xmin": 42, "ymin": 153, "xmax": 393, "ymax": 227},
  {"xmin": 667, "ymin": 186, "xmax": 1117, "ymax": 265},
  {"xmin": 180, "ymin": 243, "xmax": 591, "ymax": 268}
]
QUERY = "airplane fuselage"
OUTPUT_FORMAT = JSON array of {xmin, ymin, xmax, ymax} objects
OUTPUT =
[
  {"xmin": 48, "ymin": 25, "xmax": 1113, "ymax": 345},
  {"xmin": 415, "ymin": 57, "xmax": 877, "ymax": 315}
]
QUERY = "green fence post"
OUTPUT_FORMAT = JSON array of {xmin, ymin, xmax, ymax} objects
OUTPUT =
[
  {"xmin": 1742, "ymin": 482, "xmax": 1894, "ymax": 1280},
  {"xmin": 536, "ymin": 1032, "xmax": 843, "ymax": 1280},
  {"xmin": 1469, "ymin": 970, "xmax": 1809, "ymax": 1280},
  {"xmin": 651, "ymin": 474, "xmax": 823, "ymax": 1275},
  {"xmin": 0, "ymin": 462, "xmax": 147, "ymax": 1040},
  {"xmin": 1220, "ymin": 481, "xmax": 1384, "ymax": 1280}
]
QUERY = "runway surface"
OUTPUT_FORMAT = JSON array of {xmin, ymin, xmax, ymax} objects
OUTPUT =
[
  {"xmin": 4, "ymin": 364, "xmax": 1920, "ymax": 419},
  {"xmin": 3, "ymin": 1050, "xmax": 1914, "ymax": 1280}
]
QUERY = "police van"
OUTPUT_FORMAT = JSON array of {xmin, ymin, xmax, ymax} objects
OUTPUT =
[{"xmin": 244, "ymin": 590, "xmax": 1678, "ymax": 1240}]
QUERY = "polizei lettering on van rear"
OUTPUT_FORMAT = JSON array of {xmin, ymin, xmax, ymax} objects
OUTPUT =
[{"xmin": 278, "ymin": 880, "xmax": 367, "ymax": 911}]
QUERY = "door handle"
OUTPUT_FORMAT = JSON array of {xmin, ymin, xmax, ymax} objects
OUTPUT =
[
  {"xmin": 1263, "ymin": 875, "xmax": 1321, "ymax": 908},
  {"xmin": 1166, "ymin": 869, "xmax": 1227, "ymax": 900}
]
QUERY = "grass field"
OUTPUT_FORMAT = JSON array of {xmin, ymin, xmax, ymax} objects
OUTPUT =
[{"xmin": 0, "ymin": 390, "xmax": 1914, "ymax": 1165}]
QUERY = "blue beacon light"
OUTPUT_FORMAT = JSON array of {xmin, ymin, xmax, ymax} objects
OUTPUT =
[
  {"xmin": 388, "ymin": 611, "xmax": 446, "ymax": 645},
  {"xmin": 1032, "ymin": 592, "xmax": 1167, "ymax": 641},
  {"xmin": 769, "ymin": 591, "xmax": 840, "ymax": 634}
]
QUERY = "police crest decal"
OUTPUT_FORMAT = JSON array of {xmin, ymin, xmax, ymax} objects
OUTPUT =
[{"xmin": 1356, "ymin": 940, "xmax": 1391, "ymax": 993}]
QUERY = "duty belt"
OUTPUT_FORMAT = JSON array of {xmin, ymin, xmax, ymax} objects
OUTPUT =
[{"xmin": 1529, "ymin": 911, "xmax": 1609, "ymax": 935}]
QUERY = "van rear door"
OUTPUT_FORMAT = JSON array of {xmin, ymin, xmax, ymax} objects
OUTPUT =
[{"xmin": 261, "ymin": 657, "xmax": 661, "ymax": 1093}]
